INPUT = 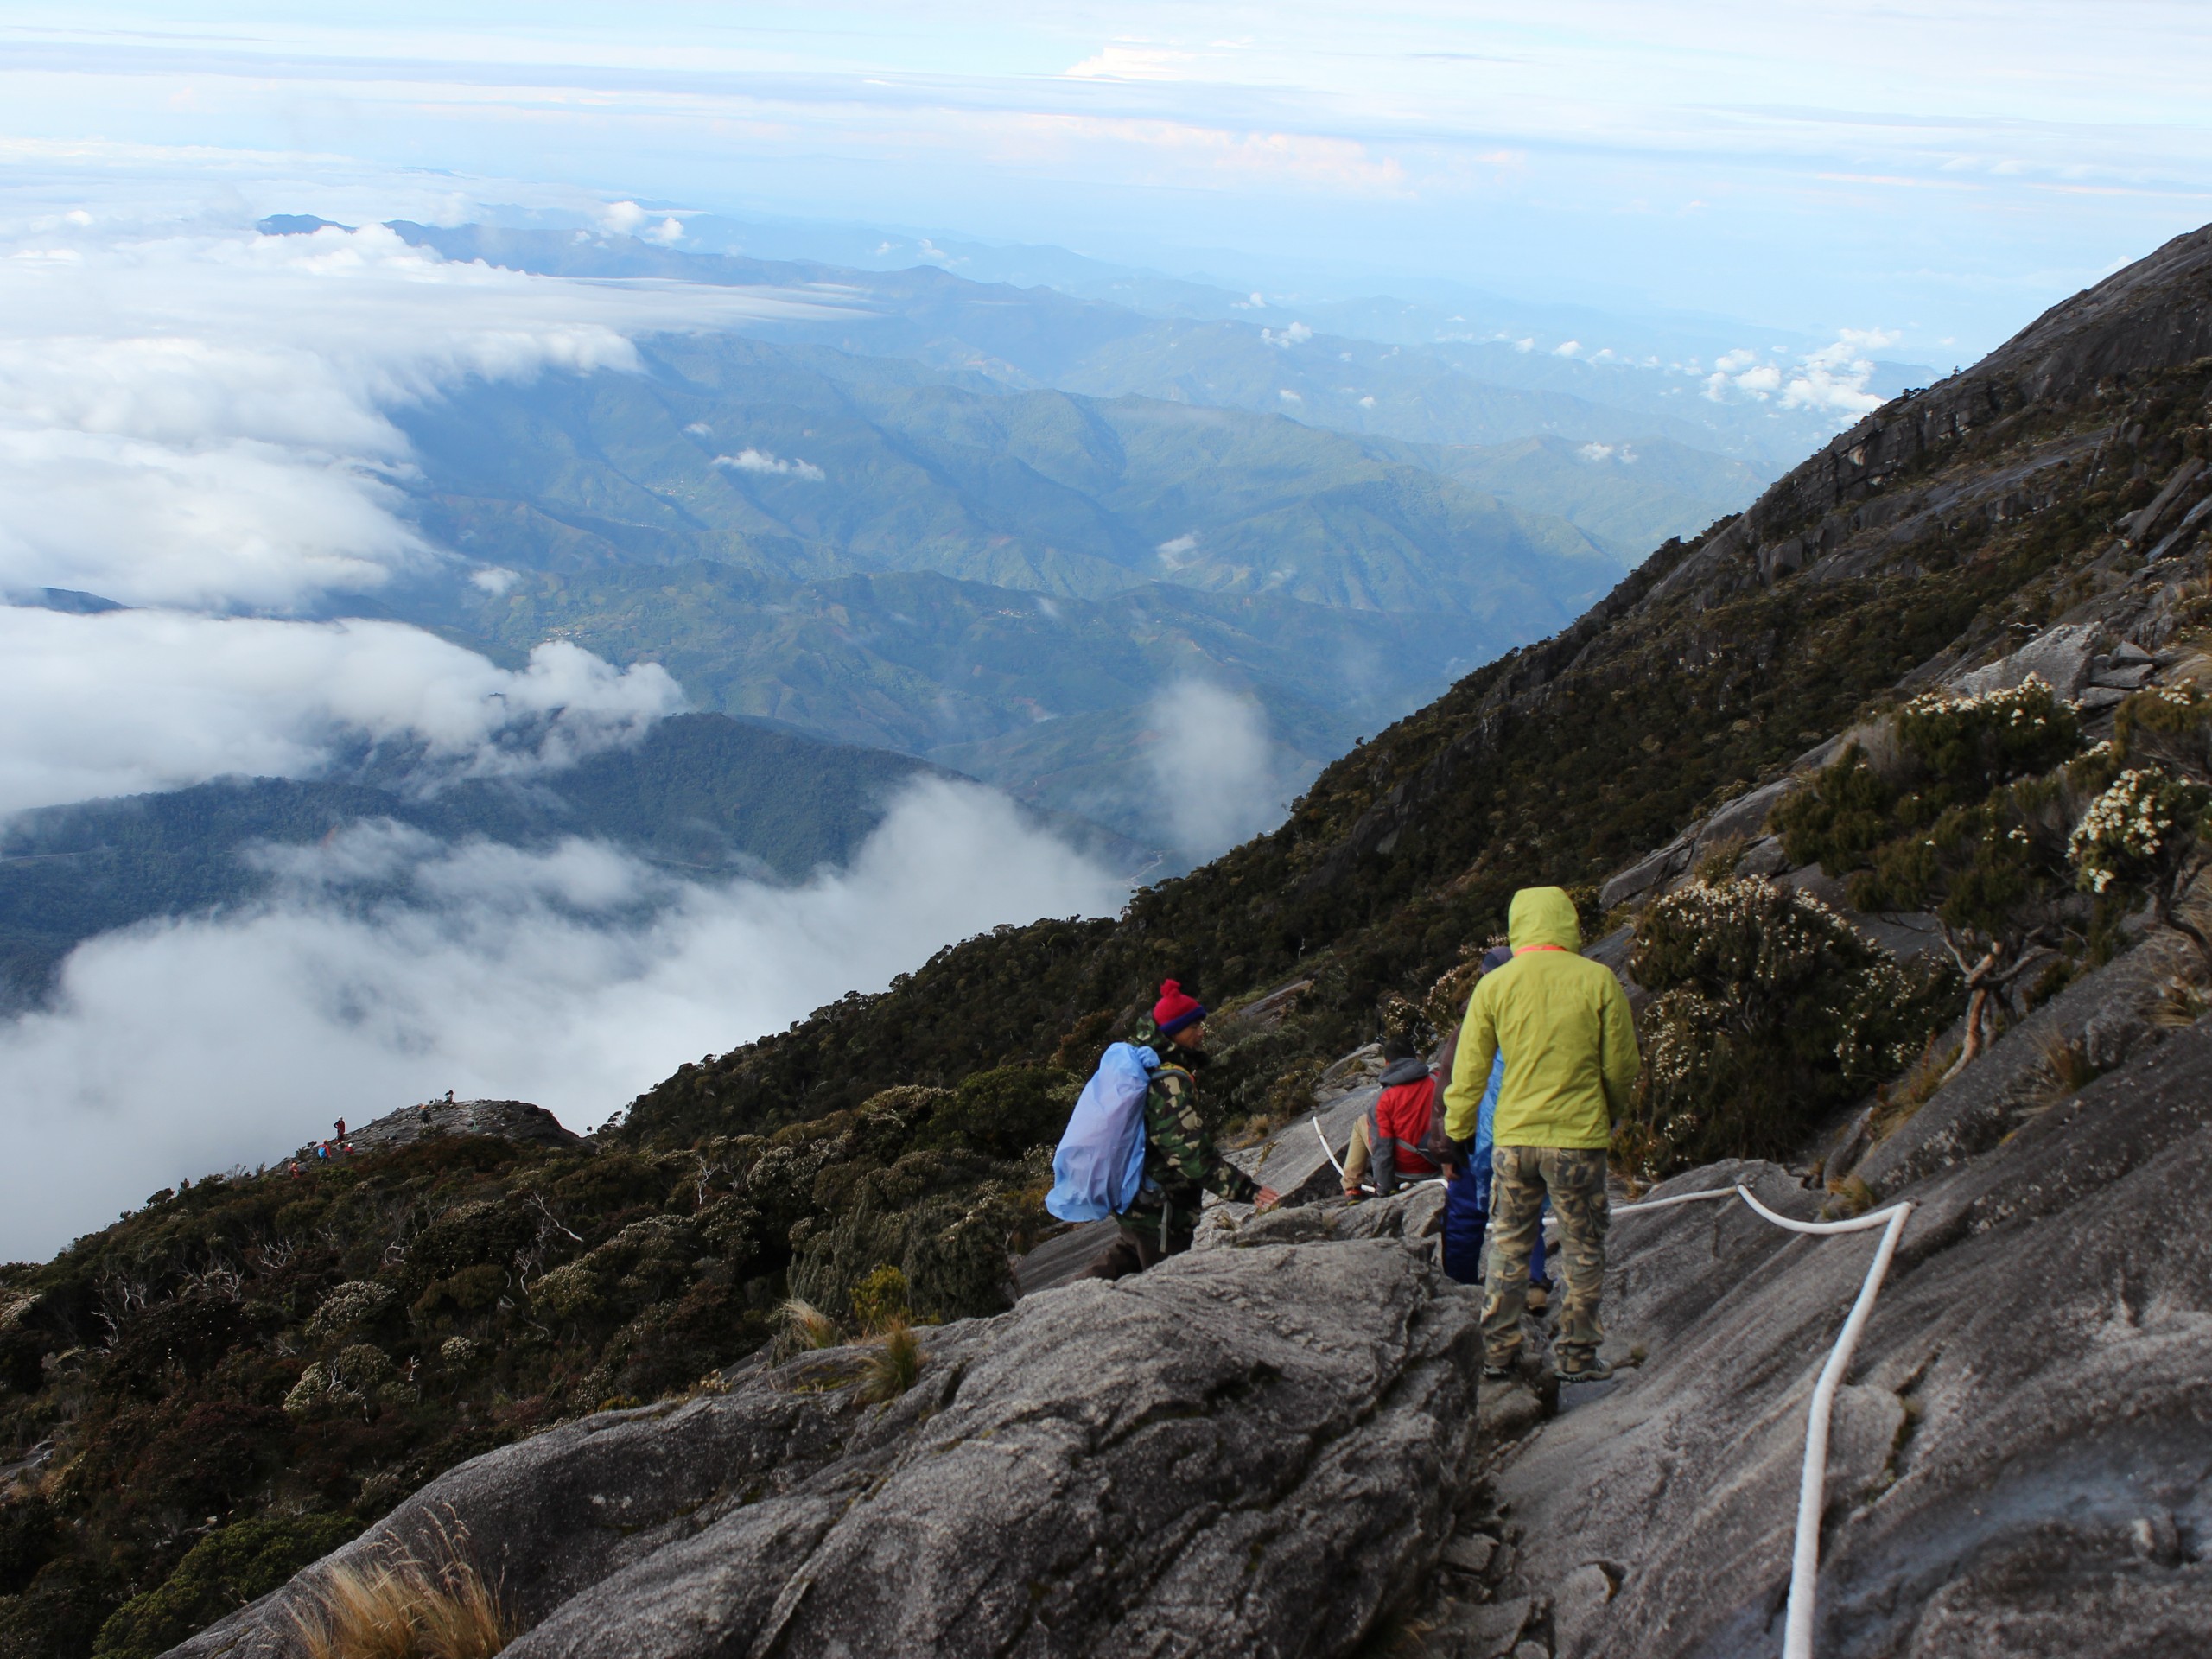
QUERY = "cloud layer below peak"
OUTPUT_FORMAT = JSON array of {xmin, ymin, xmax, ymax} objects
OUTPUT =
[
  {"xmin": 0, "ymin": 607, "xmax": 686, "ymax": 817},
  {"xmin": 0, "ymin": 217, "xmax": 839, "ymax": 611}
]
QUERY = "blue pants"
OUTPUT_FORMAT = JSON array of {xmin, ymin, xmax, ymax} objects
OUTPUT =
[{"xmin": 1440, "ymin": 1161, "xmax": 1546, "ymax": 1287}]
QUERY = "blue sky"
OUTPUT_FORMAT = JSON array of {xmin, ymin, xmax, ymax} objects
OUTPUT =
[{"xmin": 3, "ymin": 2, "xmax": 2211, "ymax": 354}]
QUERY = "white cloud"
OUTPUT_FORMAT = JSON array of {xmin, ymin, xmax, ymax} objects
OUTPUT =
[
  {"xmin": 0, "ymin": 216, "xmax": 840, "ymax": 611},
  {"xmin": 1578, "ymin": 442, "xmax": 1616, "ymax": 462},
  {"xmin": 1554, "ymin": 340, "xmax": 1581, "ymax": 357},
  {"xmin": 683, "ymin": 421, "xmax": 713, "ymax": 435},
  {"xmin": 1700, "ymin": 328, "xmax": 1899, "ymax": 418},
  {"xmin": 0, "ymin": 778, "xmax": 1127, "ymax": 1258},
  {"xmin": 1261, "ymin": 321, "xmax": 1312, "ymax": 347},
  {"xmin": 469, "ymin": 565, "xmax": 519, "ymax": 594},
  {"xmin": 0, "ymin": 607, "xmax": 683, "ymax": 817},
  {"xmin": 1277, "ymin": 388, "xmax": 1303, "ymax": 404},
  {"xmin": 1064, "ymin": 43, "xmax": 1201, "ymax": 81},
  {"xmin": 1143, "ymin": 680, "xmax": 1286, "ymax": 855},
  {"xmin": 1155, "ymin": 531, "xmax": 1198, "ymax": 563},
  {"xmin": 1358, "ymin": 395, "xmax": 1376, "ymax": 408},
  {"xmin": 714, "ymin": 448, "xmax": 826, "ymax": 480}
]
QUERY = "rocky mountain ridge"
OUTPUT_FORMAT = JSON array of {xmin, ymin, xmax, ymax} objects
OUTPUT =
[{"xmin": 156, "ymin": 937, "xmax": 2212, "ymax": 1657}]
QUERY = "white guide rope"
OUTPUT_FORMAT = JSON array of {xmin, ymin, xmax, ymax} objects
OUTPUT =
[
  {"xmin": 1611, "ymin": 1181, "xmax": 1915, "ymax": 1659},
  {"xmin": 1309, "ymin": 1115, "xmax": 1447, "ymax": 1194},
  {"xmin": 1312, "ymin": 1114, "xmax": 1344, "ymax": 1178},
  {"xmin": 1299, "ymin": 1125, "xmax": 1908, "ymax": 1656}
]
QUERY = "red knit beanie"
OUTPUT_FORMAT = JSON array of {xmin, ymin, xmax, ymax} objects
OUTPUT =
[{"xmin": 1153, "ymin": 979, "xmax": 1206, "ymax": 1035}]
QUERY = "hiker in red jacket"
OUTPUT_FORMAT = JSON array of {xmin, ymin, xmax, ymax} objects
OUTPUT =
[{"xmin": 1341, "ymin": 1034, "xmax": 1445, "ymax": 1195}]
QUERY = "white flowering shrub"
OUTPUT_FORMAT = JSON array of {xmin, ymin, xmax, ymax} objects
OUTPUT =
[
  {"xmin": 302, "ymin": 1280, "xmax": 393, "ymax": 1337},
  {"xmin": 280, "ymin": 1363, "xmax": 330, "ymax": 1417},
  {"xmin": 2113, "ymin": 682, "xmax": 2212, "ymax": 785},
  {"xmin": 1627, "ymin": 877, "xmax": 1959, "ymax": 1177},
  {"xmin": 528, "ymin": 1260, "xmax": 603, "ymax": 1320},
  {"xmin": 2069, "ymin": 766, "xmax": 2212, "ymax": 895},
  {"xmin": 1780, "ymin": 676, "xmax": 2088, "ymax": 882},
  {"xmin": 1894, "ymin": 675, "xmax": 2082, "ymax": 791}
]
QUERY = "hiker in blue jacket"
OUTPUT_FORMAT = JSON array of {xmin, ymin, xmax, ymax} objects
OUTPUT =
[{"xmin": 1437, "ymin": 949, "xmax": 1550, "ymax": 1304}]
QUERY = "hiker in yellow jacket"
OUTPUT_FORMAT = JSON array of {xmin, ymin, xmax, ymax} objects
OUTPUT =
[{"xmin": 1444, "ymin": 887, "xmax": 1639, "ymax": 1382}]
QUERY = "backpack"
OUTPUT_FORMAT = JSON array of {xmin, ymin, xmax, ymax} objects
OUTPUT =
[
  {"xmin": 1363, "ymin": 1058, "xmax": 1453, "ymax": 1195},
  {"xmin": 1045, "ymin": 1042, "xmax": 1160, "ymax": 1222}
]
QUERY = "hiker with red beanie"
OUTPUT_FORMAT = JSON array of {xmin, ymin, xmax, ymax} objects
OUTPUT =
[{"xmin": 1087, "ymin": 978, "xmax": 1280, "ymax": 1279}]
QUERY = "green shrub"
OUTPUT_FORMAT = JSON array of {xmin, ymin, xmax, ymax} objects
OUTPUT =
[
  {"xmin": 919, "ymin": 1066, "xmax": 1077, "ymax": 1160},
  {"xmin": 92, "ymin": 1513, "xmax": 359, "ymax": 1659},
  {"xmin": 1894, "ymin": 676, "xmax": 2081, "ymax": 795},
  {"xmin": 0, "ymin": 1493, "xmax": 59, "ymax": 1598},
  {"xmin": 1775, "ymin": 745, "xmax": 1900, "ymax": 874},
  {"xmin": 1626, "ymin": 878, "xmax": 1959, "ymax": 1177},
  {"xmin": 847, "ymin": 1266, "xmax": 910, "ymax": 1334}
]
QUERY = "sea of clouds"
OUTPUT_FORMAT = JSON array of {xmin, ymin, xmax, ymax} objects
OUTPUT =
[{"xmin": 0, "ymin": 166, "xmax": 1137, "ymax": 1257}]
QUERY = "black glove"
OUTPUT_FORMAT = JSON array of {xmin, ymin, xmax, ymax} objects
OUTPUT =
[{"xmin": 1448, "ymin": 1137, "xmax": 1476, "ymax": 1170}]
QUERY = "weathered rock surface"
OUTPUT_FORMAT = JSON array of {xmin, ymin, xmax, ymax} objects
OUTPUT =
[
  {"xmin": 1849, "ymin": 936, "xmax": 2181, "ymax": 1196},
  {"xmin": 1953, "ymin": 618, "xmax": 2100, "ymax": 697},
  {"xmin": 299, "ymin": 1097, "xmax": 582, "ymax": 1160},
  {"xmin": 1472, "ymin": 1013, "xmax": 2212, "ymax": 1658},
  {"xmin": 1011, "ymin": 1217, "xmax": 1122, "ymax": 1296},
  {"xmin": 1224, "ymin": 1082, "xmax": 1383, "ymax": 1206},
  {"xmin": 168, "ymin": 1235, "xmax": 1482, "ymax": 1659}
]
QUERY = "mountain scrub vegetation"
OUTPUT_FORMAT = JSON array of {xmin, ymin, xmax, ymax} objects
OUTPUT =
[{"xmin": 3, "ymin": 226, "xmax": 2211, "ymax": 1657}]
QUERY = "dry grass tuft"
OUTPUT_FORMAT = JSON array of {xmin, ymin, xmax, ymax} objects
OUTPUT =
[
  {"xmin": 1868, "ymin": 1033, "xmax": 1959, "ymax": 1144},
  {"xmin": 772, "ymin": 1297, "xmax": 842, "ymax": 1360},
  {"xmin": 2150, "ymin": 975, "xmax": 2212, "ymax": 1029},
  {"xmin": 2030, "ymin": 1027, "xmax": 2097, "ymax": 1103},
  {"xmin": 1820, "ymin": 1174, "xmax": 1875, "ymax": 1221},
  {"xmin": 295, "ymin": 1529, "xmax": 514, "ymax": 1659},
  {"xmin": 857, "ymin": 1321, "xmax": 922, "ymax": 1405}
]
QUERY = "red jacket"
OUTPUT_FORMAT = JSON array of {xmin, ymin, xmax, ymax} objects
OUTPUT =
[{"xmin": 1370, "ymin": 1063, "xmax": 1442, "ymax": 1178}]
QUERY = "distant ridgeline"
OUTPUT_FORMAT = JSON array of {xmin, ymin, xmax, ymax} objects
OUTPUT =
[{"xmin": 0, "ymin": 714, "xmax": 1139, "ymax": 1007}]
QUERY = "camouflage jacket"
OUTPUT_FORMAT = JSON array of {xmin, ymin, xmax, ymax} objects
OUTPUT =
[{"xmin": 1133, "ymin": 1061, "xmax": 1259, "ymax": 1211}]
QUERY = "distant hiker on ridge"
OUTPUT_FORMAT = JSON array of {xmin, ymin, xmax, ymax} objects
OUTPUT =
[
  {"xmin": 1050, "ymin": 979, "xmax": 1279, "ymax": 1280},
  {"xmin": 333, "ymin": 1117, "xmax": 346, "ymax": 1142},
  {"xmin": 1445, "ymin": 887, "xmax": 1638, "ymax": 1383}
]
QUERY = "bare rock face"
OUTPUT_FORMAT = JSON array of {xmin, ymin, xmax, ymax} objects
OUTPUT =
[
  {"xmin": 165, "ymin": 1235, "xmax": 1482, "ymax": 1659},
  {"xmin": 298, "ymin": 1098, "xmax": 582, "ymax": 1160},
  {"xmin": 1644, "ymin": 222, "xmax": 2212, "ymax": 616},
  {"xmin": 1479, "ymin": 1016, "xmax": 2212, "ymax": 1658}
]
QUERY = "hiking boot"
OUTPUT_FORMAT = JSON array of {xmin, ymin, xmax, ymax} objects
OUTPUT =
[
  {"xmin": 1481, "ymin": 1357, "xmax": 1518, "ymax": 1382},
  {"xmin": 1555, "ymin": 1353, "xmax": 1613, "ymax": 1384}
]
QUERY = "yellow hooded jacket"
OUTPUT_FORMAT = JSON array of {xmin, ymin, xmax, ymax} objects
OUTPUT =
[{"xmin": 1442, "ymin": 887, "xmax": 1640, "ymax": 1151}]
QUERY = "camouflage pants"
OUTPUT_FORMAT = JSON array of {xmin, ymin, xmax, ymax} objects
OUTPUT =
[
  {"xmin": 1087, "ymin": 1198, "xmax": 1196, "ymax": 1281},
  {"xmin": 1482, "ymin": 1147, "xmax": 1609, "ymax": 1367}
]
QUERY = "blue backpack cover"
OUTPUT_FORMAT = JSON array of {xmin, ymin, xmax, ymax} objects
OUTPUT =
[{"xmin": 1045, "ymin": 1041, "xmax": 1159, "ymax": 1222}]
